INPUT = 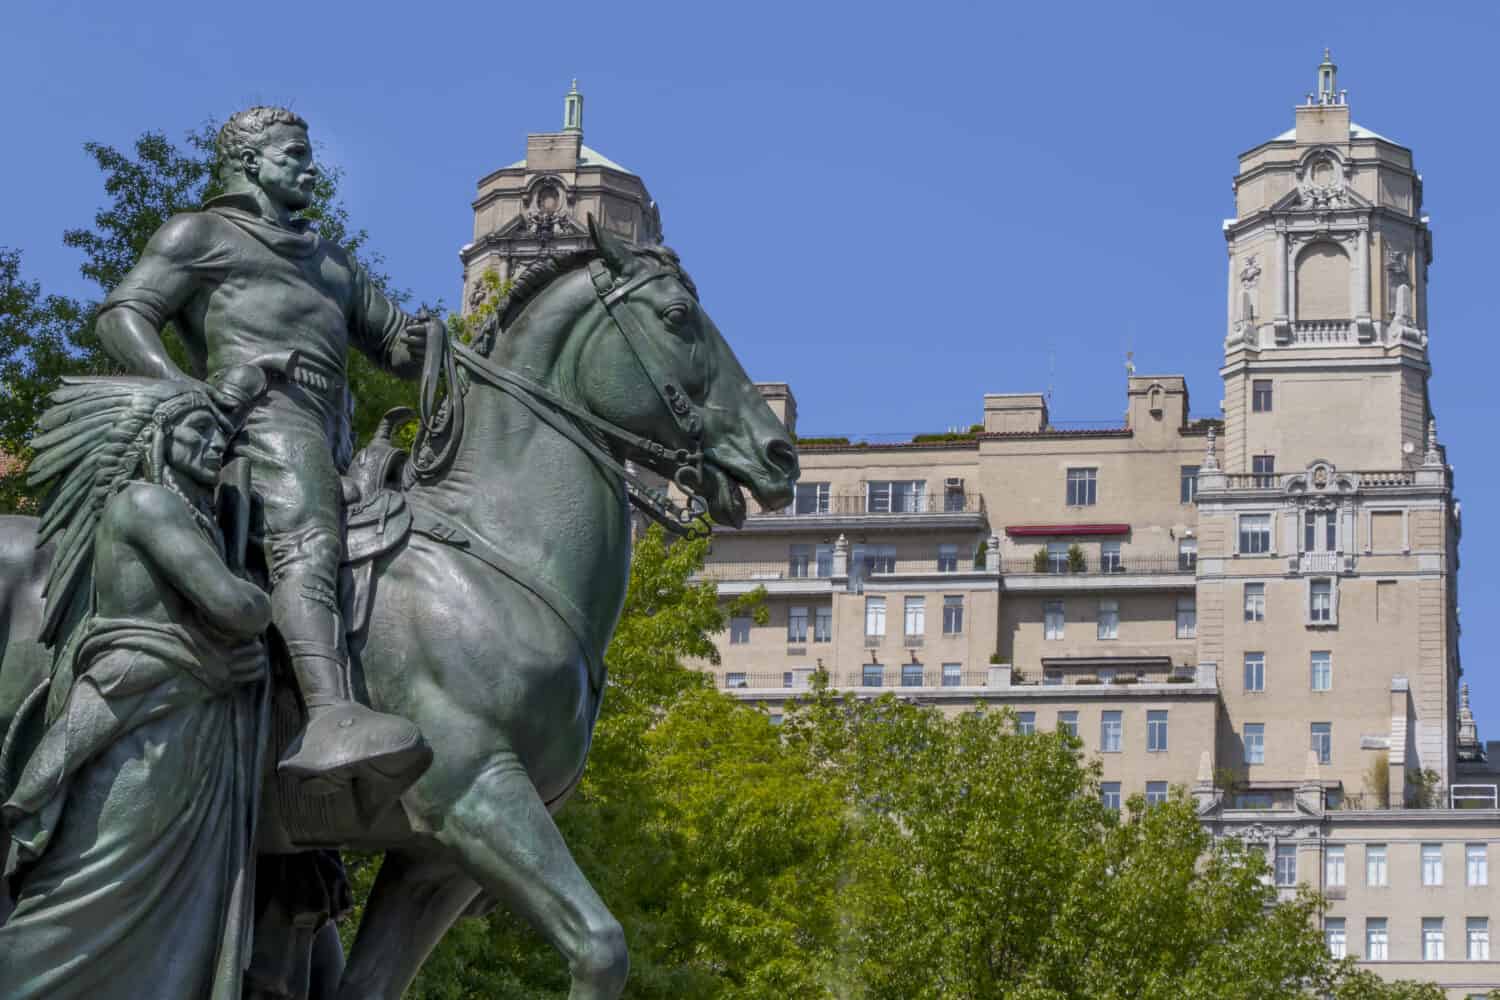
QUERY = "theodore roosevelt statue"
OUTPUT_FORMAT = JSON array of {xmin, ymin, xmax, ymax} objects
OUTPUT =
[{"xmin": 96, "ymin": 106, "xmax": 436, "ymax": 792}]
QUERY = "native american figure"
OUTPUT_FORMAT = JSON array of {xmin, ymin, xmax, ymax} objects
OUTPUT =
[{"xmin": 0, "ymin": 373, "xmax": 271, "ymax": 999}]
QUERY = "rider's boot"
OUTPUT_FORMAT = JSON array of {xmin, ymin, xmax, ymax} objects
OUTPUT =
[{"xmin": 273, "ymin": 581, "xmax": 429, "ymax": 796}]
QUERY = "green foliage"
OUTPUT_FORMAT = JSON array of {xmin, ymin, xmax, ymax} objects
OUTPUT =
[
  {"xmin": 792, "ymin": 436, "xmax": 852, "ymax": 447},
  {"xmin": 1032, "ymin": 547, "xmax": 1050, "ymax": 573},
  {"xmin": 1406, "ymin": 767, "xmax": 1443, "ymax": 809},
  {"xmin": 382, "ymin": 540, "xmax": 1446, "ymax": 998},
  {"xmin": 0, "ymin": 123, "xmax": 419, "ymax": 511},
  {"xmin": 973, "ymin": 539, "xmax": 987, "ymax": 568},
  {"xmin": 1067, "ymin": 543, "xmax": 1086, "ymax": 573},
  {"xmin": 1365, "ymin": 750, "xmax": 1391, "ymax": 809}
]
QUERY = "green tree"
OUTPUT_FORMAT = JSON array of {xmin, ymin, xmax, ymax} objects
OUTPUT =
[{"xmin": 0, "ymin": 123, "xmax": 420, "ymax": 512}]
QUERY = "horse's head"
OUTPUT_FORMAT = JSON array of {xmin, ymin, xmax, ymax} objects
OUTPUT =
[{"xmin": 563, "ymin": 219, "xmax": 798, "ymax": 527}]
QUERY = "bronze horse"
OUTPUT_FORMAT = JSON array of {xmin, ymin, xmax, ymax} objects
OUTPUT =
[{"xmin": 0, "ymin": 220, "xmax": 798, "ymax": 998}]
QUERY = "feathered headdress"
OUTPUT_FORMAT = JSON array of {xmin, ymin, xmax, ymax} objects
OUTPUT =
[{"xmin": 27, "ymin": 377, "xmax": 218, "ymax": 647}]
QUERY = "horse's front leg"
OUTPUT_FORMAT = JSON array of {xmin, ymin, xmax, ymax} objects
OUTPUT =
[
  {"xmin": 437, "ymin": 755, "xmax": 628, "ymax": 1000},
  {"xmin": 335, "ymin": 850, "xmax": 480, "ymax": 1000}
]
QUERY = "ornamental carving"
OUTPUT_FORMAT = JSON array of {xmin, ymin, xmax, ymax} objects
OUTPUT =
[{"xmin": 1296, "ymin": 150, "xmax": 1350, "ymax": 210}]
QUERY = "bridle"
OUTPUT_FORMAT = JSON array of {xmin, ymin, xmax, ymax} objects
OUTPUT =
[{"xmin": 409, "ymin": 256, "xmax": 714, "ymax": 536}]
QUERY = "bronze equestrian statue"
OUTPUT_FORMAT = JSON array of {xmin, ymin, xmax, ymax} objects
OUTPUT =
[{"xmin": 0, "ymin": 104, "xmax": 797, "ymax": 999}]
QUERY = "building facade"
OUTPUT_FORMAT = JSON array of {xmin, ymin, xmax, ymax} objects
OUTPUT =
[{"xmin": 692, "ymin": 54, "xmax": 1499, "ymax": 996}]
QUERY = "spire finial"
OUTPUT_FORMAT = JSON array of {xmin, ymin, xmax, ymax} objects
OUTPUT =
[
  {"xmin": 563, "ymin": 79, "xmax": 584, "ymax": 133},
  {"xmin": 1317, "ymin": 49, "xmax": 1341, "ymax": 105},
  {"xmin": 1424, "ymin": 418, "xmax": 1443, "ymax": 467},
  {"xmin": 1202, "ymin": 423, "xmax": 1219, "ymax": 471}
]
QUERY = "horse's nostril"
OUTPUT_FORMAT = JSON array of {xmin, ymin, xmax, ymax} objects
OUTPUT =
[{"xmin": 765, "ymin": 438, "xmax": 800, "ymax": 481}]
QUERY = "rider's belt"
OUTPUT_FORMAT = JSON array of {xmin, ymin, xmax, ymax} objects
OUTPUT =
[{"xmin": 290, "ymin": 356, "xmax": 343, "ymax": 394}]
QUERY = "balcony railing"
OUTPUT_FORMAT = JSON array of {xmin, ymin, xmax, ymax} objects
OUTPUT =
[
  {"xmin": 1210, "ymin": 469, "xmax": 1420, "ymax": 492},
  {"xmin": 755, "ymin": 493, "xmax": 986, "ymax": 517},
  {"xmin": 843, "ymin": 669, "xmax": 994, "ymax": 688},
  {"xmin": 999, "ymin": 554, "xmax": 1191, "ymax": 576},
  {"xmin": 1297, "ymin": 551, "xmax": 1341, "ymax": 574},
  {"xmin": 693, "ymin": 560, "xmax": 833, "ymax": 583},
  {"xmin": 1291, "ymin": 320, "xmax": 1353, "ymax": 345}
]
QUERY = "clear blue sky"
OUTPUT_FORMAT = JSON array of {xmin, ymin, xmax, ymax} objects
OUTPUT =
[{"xmin": 5, "ymin": 2, "xmax": 1499, "ymax": 731}]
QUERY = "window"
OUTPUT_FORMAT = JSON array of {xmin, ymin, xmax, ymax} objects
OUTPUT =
[
  {"xmin": 782, "ymin": 671, "xmax": 794, "ymax": 688},
  {"xmin": 1366, "ymin": 845, "xmax": 1388, "ymax": 887},
  {"xmin": 859, "ymin": 544, "xmax": 897, "ymax": 575},
  {"xmin": 1326, "ymin": 918, "xmax": 1346, "ymax": 959},
  {"xmin": 726, "ymin": 672, "xmax": 748, "ymax": 689},
  {"xmin": 1098, "ymin": 668, "xmax": 1116, "ymax": 684},
  {"xmin": 1066, "ymin": 467, "xmax": 1097, "ymax": 506},
  {"xmin": 1180, "ymin": 465, "xmax": 1200, "ymax": 504},
  {"xmin": 937, "ymin": 543, "xmax": 959, "ymax": 573},
  {"xmin": 1101, "ymin": 782, "xmax": 1122, "ymax": 811},
  {"xmin": 1147, "ymin": 710, "xmax": 1169, "ymax": 752},
  {"xmin": 1057, "ymin": 711, "xmax": 1079, "ymax": 739},
  {"xmin": 1044, "ymin": 600, "xmax": 1065, "ymax": 640},
  {"xmin": 1244, "ymin": 653, "xmax": 1266, "ymax": 692},
  {"xmin": 903, "ymin": 597, "xmax": 925, "ymax": 640},
  {"xmin": 1239, "ymin": 514, "xmax": 1272, "ymax": 554},
  {"xmin": 1326, "ymin": 845, "xmax": 1346, "ymax": 887},
  {"xmin": 942, "ymin": 663, "xmax": 962, "ymax": 687},
  {"xmin": 815, "ymin": 544, "xmax": 834, "ymax": 577},
  {"xmin": 788, "ymin": 544, "xmax": 812, "ymax": 578},
  {"xmin": 1244, "ymin": 723, "xmax": 1265, "ymax": 764},
  {"xmin": 1101, "ymin": 711, "xmax": 1122, "ymax": 752},
  {"xmin": 730, "ymin": 616, "xmax": 751, "ymax": 644},
  {"xmin": 1047, "ymin": 542, "xmax": 1070, "ymax": 574},
  {"xmin": 1017, "ymin": 711, "xmax": 1036, "ymax": 735},
  {"xmin": 1252, "ymin": 379, "xmax": 1273, "ymax": 412},
  {"xmin": 1244, "ymin": 582, "xmax": 1266, "ymax": 622},
  {"xmin": 814, "ymin": 607, "xmax": 832, "ymax": 643},
  {"xmin": 1423, "ymin": 918, "xmax": 1445, "ymax": 961},
  {"xmin": 1422, "ymin": 844, "xmax": 1443, "ymax": 886},
  {"xmin": 901, "ymin": 663, "xmax": 924, "ymax": 687},
  {"xmin": 787, "ymin": 607, "xmax": 808, "ymax": 644},
  {"xmin": 1044, "ymin": 671, "xmax": 1063, "ymax": 686},
  {"xmin": 1178, "ymin": 538, "xmax": 1197, "ymax": 571},
  {"xmin": 1310, "ymin": 722, "xmax": 1331, "ymax": 765},
  {"xmin": 861, "ymin": 664, "xmax": 883, "ymax": 687},
  {"xmin": 1304, "ymin": 509, "xmax": 1338, "ymax": 552},
  {"xmin": 1101, "ymin": 540, "xmax": 1122, "ymax": 573},
  {"xmin": 1146, "ymin": 781, "xmax": 1169, "ymax": 806},
  {"xmin": 1310, "ymin": 579, "xmax": 1333, "ymax": 623},
  {"xmin": 868, "ymin": 480, "xmax": 925, "ymax": 513},
  {"xmin": 943, "ymin": 595, "xmax": 964, "ymax": 635},
  {"xmin": 794, "ymin": 481, "xmax": 830, "ymax": 514},
  {"xmin": 864, "ymin": 597, "xmax": 886, "ymax": 639},
  {"xmin": 1467, "ymin": 844, "xmax": 1488, "ymax": 886},
  {"xmin": 1097, "ymin": 599, "xmax": 1119, "ymax": 640},
  {"xmin": 1366, "ymin": 918, "xmax": 1388, "ymax": 961},
  {"xmin": 1311, "ymin": 651, "xmax": 1331, "ymax": 691},
  {"xmin": 1176, "ymin": 597, "xmax": 1196, "ymax": 638},
  {"xmin": 1469, "ymin": 917, "xmax": 1490, "ymax": 961},
  {"xmin": 1252, "ymin": 454, "xmax": 1276, "ymax": 488},
  {"xmin": 1275, "ymin": 845, "xmax": 1298, "ymax": 886}
]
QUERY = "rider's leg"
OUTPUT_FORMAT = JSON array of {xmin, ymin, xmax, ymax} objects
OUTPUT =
[{"xmin": 233, "ymin": 398, "xmax": 426, "ymax": 790}]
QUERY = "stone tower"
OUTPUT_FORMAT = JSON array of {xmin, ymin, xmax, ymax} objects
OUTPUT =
[
  {"xmin": 459, "ymin": 80, "xmax": 663, "ymax": 312},
  {"xmin": 1220, "ymin": 50, "xmax": 1433, "ymax": 475},
  {"xmin": 1199, "ymin": 53, "xmax": 1459, "ymax": 796}
]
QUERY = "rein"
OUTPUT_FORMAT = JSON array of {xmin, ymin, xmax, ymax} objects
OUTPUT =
[{"xmin": 410, "ymin": 261, "xmax": 712, "ymax": 536}]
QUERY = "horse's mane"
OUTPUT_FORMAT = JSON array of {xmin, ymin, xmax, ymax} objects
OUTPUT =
[{"xmin": 475, "ymin": 245, "xmax": 698, "ymax": 354}]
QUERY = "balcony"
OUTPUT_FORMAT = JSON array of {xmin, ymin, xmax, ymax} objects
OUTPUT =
[
  {"xmin": 717, "ymin": 663, "xmax": 1220, "ymax": 697},
  {"xmin": 999, "ymin": 553, "xmax": 1196, "ymax": 592},
  {"xmin": 691, "ymin": 560, "xmax": 835, "ymax": 595},
  {"xmin": 1204, "ymin": 469, "xmax": 1422, "ymax": 493},
  {"xmin": 744, "ymin": 492, "xmax": 988, "ymax": 533},
  {"xmin": 1290, "ymin": 320, "xmax": 1354, "ymax": 345}
]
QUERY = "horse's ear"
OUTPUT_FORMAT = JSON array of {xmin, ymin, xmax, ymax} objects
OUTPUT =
[{"xmin": 588, "ymin": 213, "xmax": 636, "ymax": 278}]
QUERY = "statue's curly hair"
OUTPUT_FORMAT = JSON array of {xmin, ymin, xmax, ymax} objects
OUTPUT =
[{"xmin": 215, "ymin": 106, "xmax": 308, "ymax": 180}]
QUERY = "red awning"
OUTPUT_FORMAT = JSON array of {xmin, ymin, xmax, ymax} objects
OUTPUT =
[{"xmin": 1005, "ymin": 523, "xmax": 1131, "ymax": 537}]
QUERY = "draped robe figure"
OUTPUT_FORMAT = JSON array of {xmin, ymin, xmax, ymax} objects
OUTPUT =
[{"xmin": 0, "ymin": 376, "xmax": 272, "ymax": 999}]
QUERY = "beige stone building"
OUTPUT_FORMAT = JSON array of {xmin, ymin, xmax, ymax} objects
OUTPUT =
[
  {"xmin": 692, "ymin": 55, "xmax": 1499, "ymax": 996},
  {"xmin": 465, "ymin": 63, "xmax": 1498, "ymax": 997}
]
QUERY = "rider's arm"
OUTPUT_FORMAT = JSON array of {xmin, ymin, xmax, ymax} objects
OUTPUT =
[
  {"xmin": 348, "ymin": 259, "xmax": 424, "ymax": 380},
  {"xmin": 113, "ymin": 484, "xmax": 272, "ymax": 639},
  {"xmin": 97, "ymin": 213, "xmax": 219, "ymax": 380}
]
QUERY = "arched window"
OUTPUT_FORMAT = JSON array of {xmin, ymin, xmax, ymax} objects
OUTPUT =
[{"xmin": 1295, "ymin": 241, "xmax": 1350, "ymax": 321}]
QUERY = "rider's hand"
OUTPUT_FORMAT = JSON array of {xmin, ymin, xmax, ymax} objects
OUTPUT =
[{"xmin": 402, "ymin": 311, "xmax": 438, "ymax": 364}]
